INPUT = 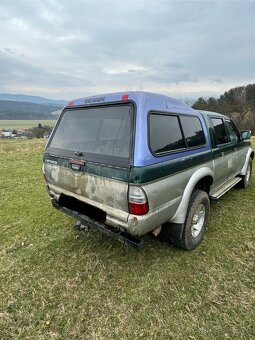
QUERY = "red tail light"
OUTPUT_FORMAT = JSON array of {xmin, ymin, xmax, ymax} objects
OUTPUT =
[
  {"xmin": 128, "ymin": 186, "xmax": 149, "ymax": 215},
  {"xmin": 129, "ymin": 202, "xmax": 149, "ymax": 215}
]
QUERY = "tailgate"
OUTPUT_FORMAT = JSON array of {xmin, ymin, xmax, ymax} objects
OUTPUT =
[
  {"xmin": 43, "ymin": 102, "xmax": 134, "ymax": 226},
  {"xmin": 43, "ymin": 158, "xmax": 130, "ymax": 226}
]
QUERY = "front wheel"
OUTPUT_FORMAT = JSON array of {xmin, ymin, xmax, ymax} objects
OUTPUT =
[
  {"xmin": 179, "ymin": 189, "xmax": 210, "ymax": 250},
  {"xmin": 239, "ymin": 158, "xmax": 252, "ymax": 189}
]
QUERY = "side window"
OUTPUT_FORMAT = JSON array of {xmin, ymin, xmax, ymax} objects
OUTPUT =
[
  {"xmin": 225, "ymin": 120, "xmax": 239, "ymax": 142},
  {"xmin": 180, "ymin": 116, "xmax": 206, "ymax": 147},
  {"xmin": 211, "ymin": 118, "xmax": 228, "ymax": 144},
  {"xmin": 149, "ymin": 114, "xmax": 186, "ymax": 154}
]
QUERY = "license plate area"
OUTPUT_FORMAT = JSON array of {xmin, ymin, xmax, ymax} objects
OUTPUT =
[{"xmin": 58, "ymin": 194, "xmax": 106, "ymax": 222}]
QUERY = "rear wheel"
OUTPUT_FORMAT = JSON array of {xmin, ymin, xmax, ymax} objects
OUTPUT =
[
  {"xmin": 161, "ymin": 189, "xmax": 210, "ymax": 250},
  {"xmin": 180, "ymin": 189, "xmax": 210, "ymax": 250},
  {"xmin": 239, "ymin": 158, "xmax": 252, "ymax": 189}
]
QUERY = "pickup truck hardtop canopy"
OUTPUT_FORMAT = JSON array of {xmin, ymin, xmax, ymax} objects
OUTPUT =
[
  {"xmin": 60, "ymin": 91, "xmax": 210, "ymax": 167},
  {"xmin": 66, "ymin": 91, "xmax": 199, "ymax": 116}
]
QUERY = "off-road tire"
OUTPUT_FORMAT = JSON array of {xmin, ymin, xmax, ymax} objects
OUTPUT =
[
  {"xmin": 239, "ymin": 158, "xmax": 252, "ymax": 189},
  {"xmin": 179, "ymin": 189, "xmax": 210, "ymax": 250}
]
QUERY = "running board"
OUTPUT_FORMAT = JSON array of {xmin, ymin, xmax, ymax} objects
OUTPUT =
[{"xmin": 210, "ymin": 177, "xmax": 242, "ymax": 200}]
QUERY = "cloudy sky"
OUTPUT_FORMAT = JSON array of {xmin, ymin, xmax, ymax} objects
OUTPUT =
[{"xmin": 0, "ymin": 0, "xmax": 255, "ymax": 100}]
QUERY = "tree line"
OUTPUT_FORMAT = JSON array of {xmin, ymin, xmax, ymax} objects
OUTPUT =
[{"xmin": 192, "ymin": 83, "xmax": 255, "ymax": 133}]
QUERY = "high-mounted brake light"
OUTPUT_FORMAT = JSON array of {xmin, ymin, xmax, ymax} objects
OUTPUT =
[
  {"xmin": 128, "ymin": 186, "xmax": 149, "ymax": 215},
  {"xmin": 121, "ymin": 94, "xmax": 129, "ymax": 101},
  {"xmin": 68, "ymin": 101, "xmax": 74, "ymax": 107}
]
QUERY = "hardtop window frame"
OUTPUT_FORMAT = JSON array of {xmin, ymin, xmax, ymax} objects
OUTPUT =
[
  {"xmin": 45, "ymin": 101, "xmax": 136, "ymax": 168},
  {"xmin": 179, "ymin": 114, "xmax": 207, "ymax": 149},
  {"xmin": 148, "ymin": 111, "xmax": 207, "ymax": 157}
]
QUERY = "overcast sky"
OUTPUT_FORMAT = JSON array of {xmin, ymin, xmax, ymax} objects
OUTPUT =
[{"xmin": 0, "ymin": 0, "xmax": 254, "ymax": 100}]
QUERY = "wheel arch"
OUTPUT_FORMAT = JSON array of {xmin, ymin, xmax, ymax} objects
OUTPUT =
[
  {"xmin": 170, "ymin": 167, "xmax": 213, "ymax": 224},
  {"xmin": 240, "ymin": 147, "xmax": 254, "ymax": 176},
  {"xmin": 194, "ymin": 175, "xmax": 213, "ymax": 194}
]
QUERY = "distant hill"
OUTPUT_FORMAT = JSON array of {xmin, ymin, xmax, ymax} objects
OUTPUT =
[
  {"xmin": 0, "ymin": 93, "xmax": 66, "ymax": 106},
  {"xmin": 0, "ymin": 100, "xmax": 62, "ymax": 120}
]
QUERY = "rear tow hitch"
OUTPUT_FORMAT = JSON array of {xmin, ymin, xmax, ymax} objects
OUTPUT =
[
  {"xmin": 52, "ymin": 199, "xmax": 142, "ymax": 250},
  {"xmin": 73, "ymin": 221, "xmax": 90, "ymax": 235}
]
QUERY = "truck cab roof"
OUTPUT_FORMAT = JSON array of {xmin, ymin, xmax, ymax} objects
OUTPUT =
[{"xmin": 198, "ymin": 110, "xmax": 229, "ymax": 119}]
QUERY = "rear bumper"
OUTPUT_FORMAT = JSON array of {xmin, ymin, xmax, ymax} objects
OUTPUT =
[{"xmin": 52, "ymin": 199, "xmax": 142, "ymax": 250}]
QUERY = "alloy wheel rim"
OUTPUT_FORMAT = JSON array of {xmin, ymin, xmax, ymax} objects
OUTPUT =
[{"xmin": 191, "ymin": 204, "xmax": 206, "ymax": 238}]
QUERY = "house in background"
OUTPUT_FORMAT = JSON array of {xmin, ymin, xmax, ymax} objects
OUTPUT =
[{"xmin": 1, "ymin": 130, "xmax": 17, "ymax": 139}]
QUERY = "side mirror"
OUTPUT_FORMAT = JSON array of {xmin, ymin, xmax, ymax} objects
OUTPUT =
[{"xmin": 241, "ymin": 130, "xmax": 251, "ymax": 141}]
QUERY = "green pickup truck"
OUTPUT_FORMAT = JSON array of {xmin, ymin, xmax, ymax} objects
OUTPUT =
[{"xmin": 43, "ymin": 91, "xmax": 253, "ymax": 250}]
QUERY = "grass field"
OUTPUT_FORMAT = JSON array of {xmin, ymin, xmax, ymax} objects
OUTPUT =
[
  {"xmin": 0, "ymin": 120, "xmax": 56, "ymax": 129},
  {"xmin": 0, "ymin": 139, "xmax": 254, "ymax": 339}
]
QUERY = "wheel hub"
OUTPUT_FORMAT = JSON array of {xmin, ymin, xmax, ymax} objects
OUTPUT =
[{"xmin": 191, "ymin": 204, "xmax": 205, "ymax": 238}]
